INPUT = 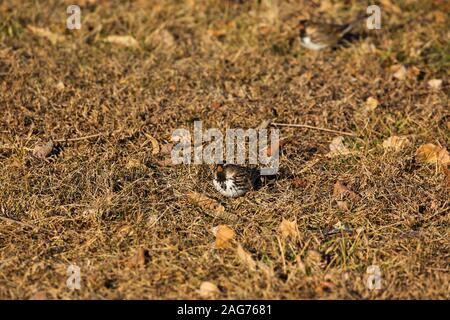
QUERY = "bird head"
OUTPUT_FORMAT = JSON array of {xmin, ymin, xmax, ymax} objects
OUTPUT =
[
  {"xmin": 298, "ymin": 19, "xmax": 309, "ymax": 36},
  {"xmin": 214, "ymin": 162, "xmax": 227, "ymax": 181}
]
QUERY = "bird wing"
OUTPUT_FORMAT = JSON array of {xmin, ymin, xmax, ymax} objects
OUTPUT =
[{"xmin": 305, "ymin": 24, "xmax": 343, "ymax": 46}]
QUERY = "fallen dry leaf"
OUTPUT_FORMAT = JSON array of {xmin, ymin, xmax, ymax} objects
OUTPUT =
[
  {"xmin": 160, "ymin": 143, "xmax": 173, "ymax": 155},
  {"xmin": 391, "ymin": 64, "xmax": 407, "ymax": 80},
  {"xmin": 168, "ymin": 83, "xmax": 177, "ymax": 92},
  {"xmin": 443, "ymin": 165, "xmax": 450, "ymax": 187},
  {"xmin": 278, "ymin": 219, "xmax": 298, "ymax": 239},
  {"xmin": 207, "ymin": 20, "xmax": 235, "ymax": 37},
  {"xmin": 144, "ymin": 134, "xmax": 160, "ymax": 155},
  {"xmin": 328, "ymin": 136, "xmax": 351, "ymax": 156},
  {"xmin": 236, "ymin": 243, "xmax": 256, "ymax": 271},
  {"xmin": 258, "ymin": 0, "xmax": 279, "ymax": 25},
  {"xmin": 146, "ymin": 28, "xmax": 175, "ymax": 48},
  {"xmin": 365, "ymin": 97, "xmax": 379, "ymax": 112},
  {"xmin": 30, "ymin": 291, "xmax": 48, "ymax": 300},
  {"xmin": 128, "ymin": 247, "xmax": 150, "ymax": 267},
  {"xmin": 306, "ymin": 250, "xmax": 323, "ymax": 269},
  {"xmin": 301, "ymin": 70, "xmax": 313, "ymax": 81},
  {"xmin": 32, "ymin": 141, "xmax": 54, "ymax": 159},
  {"xmin": 316, "ymin": 280, "xmax": 336, "ymax": 295},
  {"xmin": 207, "ymin": 27, "xmax": 227, "ymax": 37},
  {"xmin": 430, "ymin": 11, "xmax": 447, "ymax": 24},
  {"xmin": 333, "ymin": 181, "xmax": 349, "ymax": 196},
  {"xmin": 55, "ymin": 81, "xmax": 65, "ymax": 91},
  {"xmin": 291, "ymin": 178, "xmax": 307, "ymax": 188},
  {"xmin": 333, "ymin": 181, "xmax": 360, "ymax": 201},
  {"xmin": 212, "ymin": 225, "xmax": 235, "ymax": 249},
  {"xmin": 408, "ymin": 66, "xmax": 421, "ymax": 78},
  {"xmin": 210, "ymin": 101, "xmax": 222, "ymax": 110},
  {"xmin": 155, "ymin": 158, "xmax": 174, "ymax": 167},
  {"xmin": 390, "ymin": 64, "xmax": 420, "ymax": 80},
  {"xmin": 187, "ymin": 192, "xmax": 225, "ymax": 215},
  {"xmin": 428, "ymin": 79, "xmax": 442, "ymax": 90},
  {"xmin": 27, "ymin": 25, "xmax": 65, "ymax": 45},
  {"xmin": 336, "ymin": 200, "xmax": 350, "ymax": 211},
  {"xmin": 198, "ymin": 281, "xmax": 220, "ymax": 298},
  {"xmin": 416, "ymin": 144, "xmax": 450, "ymax": 166},
  {"xmin": 105, "ymin": 35, "xmax": 140, "ymax": 49},
  {"xmin": 125, "ymin": 158, "xmax": 145, "ymax": 170},
  {"xmin": 382, "ymin": 136, "xmax": 410, "ymax": 151}
]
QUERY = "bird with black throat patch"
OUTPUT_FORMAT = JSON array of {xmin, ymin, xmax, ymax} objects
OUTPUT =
[
  {"xmin": 212, "ymin": 163, "xmax": 261, "ymax": 198},
  {"xmin": 298, "ymin": 15, "xmax": 367, "ymax": 51}
]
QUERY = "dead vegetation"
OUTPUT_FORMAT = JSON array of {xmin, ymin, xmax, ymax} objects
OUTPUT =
[{"xmin": 0, "ymin": 0, "xmax": 449, "ymax": 299}]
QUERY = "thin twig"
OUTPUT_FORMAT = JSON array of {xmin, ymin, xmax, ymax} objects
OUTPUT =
[
  {"xmin": 297, "ymin": 158, "xmax": 320, "ymax": 174},
  {"xmin": 53, "ymin": 133, "xmax": 104, "ymax": 143},
  {"xmin": 0, "ymin": 216, "xmax": 57, "ymax": 236},
  {"xmin": 0, "ymin": 133, "xmax": 103, "ymax": 149},
  {"xmin": 0, "ymin": 216, "xmax": 35, "ymax": 229},
  {"xmin": 271, "ymin": 122, "xmax": 358, "ymax": 137}
]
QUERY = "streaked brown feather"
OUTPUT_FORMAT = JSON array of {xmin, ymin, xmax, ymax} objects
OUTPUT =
[{"xmin": 213, "ymin": 164, "xmax": 260, "ymax": 197}]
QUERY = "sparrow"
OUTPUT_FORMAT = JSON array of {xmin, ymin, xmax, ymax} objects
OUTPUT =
[
  {"xmin": 299, "ymin": 17, "xmax": 365, "ymax": 51},
  {"xmin": 213, "ymin": 163, "xmax": 261, "ymax": 198}
]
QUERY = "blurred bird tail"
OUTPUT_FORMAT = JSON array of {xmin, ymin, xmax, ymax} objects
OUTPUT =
[{"xmin": 342, "ymin": 14, "xmax": 370, "ymax": 35}]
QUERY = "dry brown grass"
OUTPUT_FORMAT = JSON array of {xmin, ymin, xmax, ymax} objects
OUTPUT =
[{"xmin": 0, "ymin": 0, "xmax": 449, "ymax": 299}]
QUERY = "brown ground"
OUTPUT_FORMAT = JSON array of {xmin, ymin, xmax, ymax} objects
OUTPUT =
[{"xmin": 0, "ymin": 0, "xmax": 449, "ymax": 299}]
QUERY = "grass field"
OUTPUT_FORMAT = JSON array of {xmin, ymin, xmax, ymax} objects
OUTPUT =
[{"xmin": 0, "ymin": 0, "xmax": 449, "ymax": 299}]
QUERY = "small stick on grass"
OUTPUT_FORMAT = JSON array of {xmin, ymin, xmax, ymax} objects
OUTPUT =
[
  {"xmin": 0, "ymin": 216, "xmax": 36, "ymax": 229},
  {"xmin": 271, "ymin": 122, "xmax": 358, "ymax": 137},
  {"xmin": 0, "ymin": 216, "xmax": 57, "ymax": 236},
  {"xmin": 1, "ymin": 133, "xmax": 103, "ymax": 150},
  {"xmin": 53, "ymin": 133, "xmax": 104, "ymax": 143}
]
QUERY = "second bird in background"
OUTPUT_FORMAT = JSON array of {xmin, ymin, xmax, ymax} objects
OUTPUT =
[{"xmin": 299, "ymin": 16, "xmax": 367, "ymax": 51}]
